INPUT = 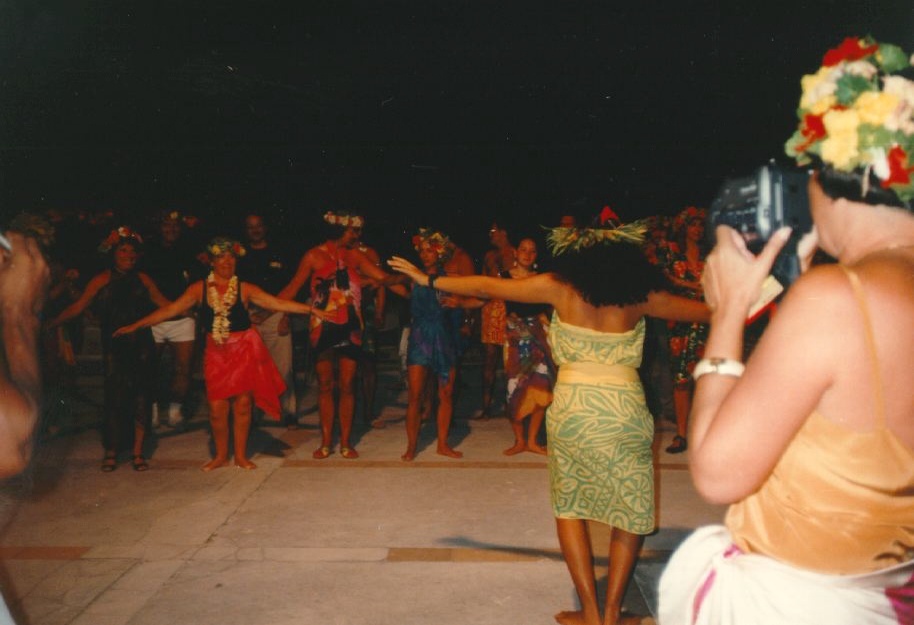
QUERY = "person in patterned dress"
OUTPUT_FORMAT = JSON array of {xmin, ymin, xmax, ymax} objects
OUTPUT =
[
  {"xmin": 659, "ymin": 206, "xmax": 710, "ymax": 453},
  {"xmin": 390, "ymin": 208, "xmax": 708, "ymax": 625}
]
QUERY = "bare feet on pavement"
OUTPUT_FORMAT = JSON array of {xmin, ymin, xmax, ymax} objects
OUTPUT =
[
  {"xmin": 554, "ymin": 610, "xmax": 598, "ymax": 625},
  {"xmin": 201, "ymin": 457, "xmax": 230, "ymax": 472},
  {"xmin": 503, "ymin": 442, "xmax": 526, "ymax": 456},
  {"xmin": 235, "ymin": 458, "xmax": 257, "ymax": 470},
  {"xmin": 436, "ymin": 445, "xmax": 463, "ymax": 459}
]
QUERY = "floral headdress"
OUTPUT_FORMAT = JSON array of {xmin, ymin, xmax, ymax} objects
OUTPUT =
[
  {"xmin": 672, "ymin": 206, "xmax": 707, "ymax": 233},
  {"xmin": 206, "ymin": 237, "xmax": 246, "ymax": 258},
  {"xmin": 160, "ymin": 210, "xmax": 199, "ymax": 228},
  {"xmin": 546, "ymin": 206, "xmax": 648, "ymax": 256},
  {"xmin": 412, "ymin": 227, "xmax": 455, "ymax": 262},
  {"xmin": 323, "ymin": 211, "xmax": 365, "ymax": 228},
  {"xmin": 98, "ymin": 226, "xmax": 143, "ymax": 253},
  {"xmin": 785, "ymin": 37, "xmax": 914, "ymax": 204}
]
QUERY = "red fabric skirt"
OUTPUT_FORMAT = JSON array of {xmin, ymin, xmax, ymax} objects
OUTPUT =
[{"xmin": 204, "ymin": 328, "xmax": 286, "ymax": 419}]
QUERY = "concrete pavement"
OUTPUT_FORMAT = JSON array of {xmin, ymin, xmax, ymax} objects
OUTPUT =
[{"xmin": 2, "ymin": 341, "xmax": 724, "ymax": 625}]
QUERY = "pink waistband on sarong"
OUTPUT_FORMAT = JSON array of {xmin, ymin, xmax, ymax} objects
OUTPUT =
[{"xmin": 659, "ymin": 524, "xmax": 914, "ymax": 625}]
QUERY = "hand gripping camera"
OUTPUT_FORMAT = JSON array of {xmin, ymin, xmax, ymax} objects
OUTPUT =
[{"xmin": 709, "ymin": 162, "xmax": 813, "ymax": 286}]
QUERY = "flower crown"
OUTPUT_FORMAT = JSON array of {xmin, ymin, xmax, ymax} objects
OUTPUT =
[
  {"xmin": 323, "ymin": 211, "xmax": 364, "ymax": 228},
  {"xmin": 412, "ymin": 227, "xmax": 455, "ymax": 262},
  {"xmin": 207, "ymin": 237, "xmax": 246, "ymax": 258},
  {"xmin": 98, "ymin": 226, "xmax": 143, "ymax": 253},
  {"xmin": 785, "ymin": 37, "xmax": 914, "ymax": 204},
  {"xmin": 546, "ymin": 206, "xmax": 648, "ymax": 256},
  {"xmin": 161, "ymin": 210, "xmax": 199, "ymax": 228}
]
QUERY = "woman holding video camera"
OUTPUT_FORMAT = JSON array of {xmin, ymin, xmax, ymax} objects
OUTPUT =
[{"xmin": 660, "ymin": 37, "xmax": 914, "ymax": 624}]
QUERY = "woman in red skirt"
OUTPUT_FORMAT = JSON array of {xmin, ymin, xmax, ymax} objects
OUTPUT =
[{"xmin": 116, "ymin": 237, "xmax": 324, "ymax": 470}]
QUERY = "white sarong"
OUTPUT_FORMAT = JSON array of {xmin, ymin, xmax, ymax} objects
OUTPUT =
[{"xmin": 659, "ymin": 525, "xmax": 914, "ymax": 625}]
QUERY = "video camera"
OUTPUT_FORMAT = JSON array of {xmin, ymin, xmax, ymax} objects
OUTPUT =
[{"xmin": 709, "ymin": 162, "xmax": 812, "ymax": 286}]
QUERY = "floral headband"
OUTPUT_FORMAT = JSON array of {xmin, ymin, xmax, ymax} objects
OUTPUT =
[
  {"xmin": 672, "ymin": 206, "xmax": 707, "ymax": 232},
  {"xmin": 160, "ymin": 210, "xmax": 199, "ymax": 228},
  {"xmin": 412, "ymin": 227, "xmax": 455, "ymax": 262},
  {"xmin": 785, "ymin": 37, "xmax": 914, "ymax": 204},
  {"xmin": 546, "ymin": 206, "xmax": 648, "ymax": 256},
  {"xmin": 324, "ymin": 211, "xmax": 365, "ymax": 228},
  {"xmin": 98, "ymin": 226, "xmax": 143, "ymax": 253},
  {"xmin": 207, "ymin": 237, "xmax": 246, "ymax": 258}
]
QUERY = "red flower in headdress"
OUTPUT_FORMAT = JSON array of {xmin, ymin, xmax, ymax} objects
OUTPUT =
[
  {"xmin": 881, "ymin": 145, "xmax": 914, "ymax": 188},
  {"xmin": 796, "ymin": 113, "xmax": 827, "ymax": 153},
  {"xmin": 599, "ymin": 206, "xmax": 619, "ymax": 225},
  {"xmin": 822, "ymin": 37, "xmax": 878, "ymax": 67}
]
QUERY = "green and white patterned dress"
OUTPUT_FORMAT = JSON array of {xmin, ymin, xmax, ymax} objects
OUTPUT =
[{"xmin": 546, "ymin": 312, "xmax": 655, "ymax": 534}]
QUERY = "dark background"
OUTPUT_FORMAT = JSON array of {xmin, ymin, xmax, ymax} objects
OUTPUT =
[{"xmin": 2, "ymin": 1, "xmax": 913, "ymax": 257}]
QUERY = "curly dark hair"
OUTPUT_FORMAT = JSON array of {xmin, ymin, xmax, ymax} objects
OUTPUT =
[
  {"xmin": 549, "ymin": 242, "xmax": 667, "ymax": 307},
  {"xmin": 817, "ymin": 162, "xmax": 911, "ymax": 212}
]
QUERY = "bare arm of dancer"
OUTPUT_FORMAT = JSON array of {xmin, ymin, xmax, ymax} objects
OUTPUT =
[
  {"xmin": 243, "ymin": 282, "xmax": 327, "ymax": 318},
  {"xmin": 113, "ymin": 282, "xmax": 203, "ymax": 336},
  {"xmin": 389, "ymin": 256, "xmax": 559, "ymax": 306},
  {"xmin": 138, "ymin": 272, "xmax": 173, "ymax": 308},
  {"xmin": 277, "ymin": 249, "xmax": 319, "ymax": 300},
  {"xmin": 47, "ymin": 271, "xmax": 110, "ymax": 328}
]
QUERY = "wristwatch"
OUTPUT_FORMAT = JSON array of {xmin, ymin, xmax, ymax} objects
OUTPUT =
[{"xmin": 692, "ymin": 357, "xmax": 745, "ymax": 381}]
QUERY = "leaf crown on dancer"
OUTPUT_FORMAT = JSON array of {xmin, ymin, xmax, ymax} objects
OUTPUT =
[
  {"xmin": 785, "ymin": 36, "xmax": 914, "ymax": 211},
  {"xmin": 546, "ymin": 206, "xmax": 666, "ymax": 307}
]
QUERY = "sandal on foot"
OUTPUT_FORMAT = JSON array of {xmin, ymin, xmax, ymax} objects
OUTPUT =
[
  {"xmin": 666, "ymin": 435, "xmax": 688, "ymax": 454},
  {"xmin": 340, "ymin": 446, "xmax": 359, "ymax": 459},
  {"xmin": 132, "ymin": 455, "xmax": 149, "ymax": 472},
  {"xmin": 101, "ymin": 454, "xmax": 117, "ymax": 472},
  {"xmin": 312, "ymin": 446, "xmax": 332, "ymax": 460}
]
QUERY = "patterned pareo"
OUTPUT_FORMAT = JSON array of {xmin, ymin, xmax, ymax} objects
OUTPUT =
[{"xmin": 546, "ymin": 313, "xmax": 655, "ymax": 534}]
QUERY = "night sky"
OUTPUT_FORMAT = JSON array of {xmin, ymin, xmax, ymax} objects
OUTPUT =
[{"xmin": 2, "ymin": 1, "xmax": 913, "ymax": 255}]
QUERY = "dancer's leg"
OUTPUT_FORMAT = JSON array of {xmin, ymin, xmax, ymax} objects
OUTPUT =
[
  {"xmin": 314, "ymin": 357, "xmax": 336, "ymax": 452},
  {"xmin": 337, "ymin": 356, "xmax": 358, "ymax": 456},
  {"xmin": 554, "ymin": 517, "xmax": 601, "ymax": 625},
  {"xmin": 603, "ymin": 528, "xmax": 644, "ymax": 625},
  {"xmin": 403, "ymin": 365, "xmax": 427, "ymax": 461},
  {"xmin": 203, "ymin": 398, "xmax": 231, "ymax": 471},
  {"xmin": 232, "ymin": 392, "xmax": 256, "ymax": 469},
  {"xmin": 526, "ymin": 405, "xmax": 547, "ymax": 455},
  {"xmin": 435, "ymin": 368, "xmax": 461, "ymax": 458}
]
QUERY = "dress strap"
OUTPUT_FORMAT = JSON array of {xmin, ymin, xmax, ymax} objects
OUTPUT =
[{"xmin": 838, "ymin": 265, "xmax": 887, "ymax": 425}]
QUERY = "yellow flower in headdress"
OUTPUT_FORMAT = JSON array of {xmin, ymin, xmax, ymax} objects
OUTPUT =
[
  {"xmin": 412, "ymin": 227, "xmax": 455, "ymax": 263},
  {"xmin": 207, "ymin": 237, "xmax": 246, "ymax": 258},
  {"xmin": 786, "ymin": 37, "xmax": 914, "ymax": 203}
]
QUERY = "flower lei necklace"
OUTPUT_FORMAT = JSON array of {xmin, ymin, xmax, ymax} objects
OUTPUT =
[{"xmin": 207, "ymin": 272, "xmax": 239, "ymax": 344}]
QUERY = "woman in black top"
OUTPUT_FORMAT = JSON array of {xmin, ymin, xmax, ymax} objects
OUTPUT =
[
  {"xmin": 50, "ymin": 228, "xmax": 168, "ymax": 472},
  {"xmin": 116, "ymin": 238, "xmax": 324, "ymax": 471}
]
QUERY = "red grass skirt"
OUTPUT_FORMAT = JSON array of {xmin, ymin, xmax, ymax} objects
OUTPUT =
[{"xmin": 204, "ymin": 328, "xmax": 286, "ymax": 419}]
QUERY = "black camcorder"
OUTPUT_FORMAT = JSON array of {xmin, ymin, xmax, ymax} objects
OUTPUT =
[{"xmin": 709, "ymin": 162, "xmax": 812, "ymax": 286}]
